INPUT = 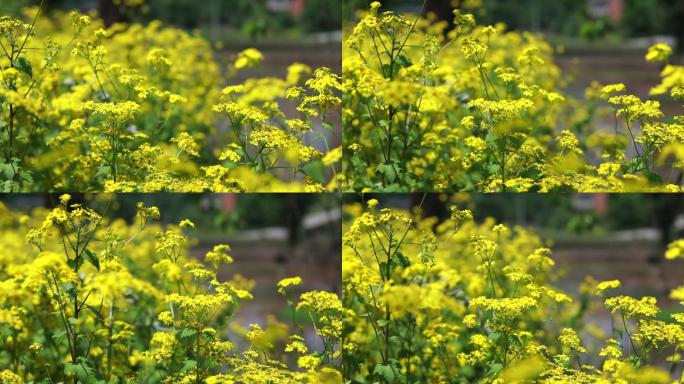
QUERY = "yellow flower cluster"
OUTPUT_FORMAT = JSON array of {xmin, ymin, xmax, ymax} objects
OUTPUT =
[
  {"xmin": 342, "ymin": 200, "xmax": 684, "ymax": 383},
  {"xmin": 342, "ymin": 2, "xmax": 684, "ymax": 192},
  {"xmin": 0, "ymin": 198, "xmax": 341, "ymax": 382},
  {"xmin": 1, "ymin": 6, "xmax": 341, "ymax": 192}
]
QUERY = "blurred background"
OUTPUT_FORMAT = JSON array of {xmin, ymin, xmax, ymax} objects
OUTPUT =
[
  {"xmin": 0, "ymin": 193, "xmax": 341, "ymax": 339},
  {"xmin": 0, "ymin": 0, "xmax": 341, "ymax": 70},
  {"xmin": 2, "ymin": 0, "xmax": 341, "ymax": 42},
  {"xmin": 2, "ymin": 0, "xmax": 342, "ymax": 72},
  {"xmin": 344, "ymin": 0, "xmax": 684, "ymax": 48},
  {"xmin": 345, "ymin": 193, "xmax": 684, "ymax": 310},
  {"xmin": 345, "ymin": 0, "xmax": 684, "ymax": 111}
]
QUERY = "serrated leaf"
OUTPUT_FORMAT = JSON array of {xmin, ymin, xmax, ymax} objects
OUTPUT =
[
  {"xmin": 486, "ymin": 363, "xmax": 503, "ymax": 376},
  {"xmin": 95, "ymin": 165, "xmax": 111, "ymax": 179},
  {"xmin": 52, "ymin": 330, "xmax": 67, "ymax": 340},
  {"xmin": 15, "ymin": 57, "xmax": 33, "ymax": 78},
  {"xmin": 396, "ymin": 54, "xmax": 412, "ymax": 68},
  {"xmin": 373, "ymin": 364, "xmax": 396, "ymax": 382},
  {"xmin": 179, "ymin": 328, "xmax": 197, "ymax": 338},
  {"xmin": 181, "ymin": 360, "xmax": 197, "ymax": 372},
  {"xmin": 391, "ymin": 251, "xmax": 410, "ymax": 269},
  {"xmin": 61, "ymin": 281, "xmax": 77, "ymax": 298},
  {"xmin": 303, "ymin": 160, "xmax": 325, "ymax": 183},
  {"xmin": 67, "ymin": 256, "xmax": 84, "ymax": 273},
  {"xmin": 64, "ymin": 357, "xmax": 95, "ymax": 382},
  {"xmin": 83, "ymin": 248, "xmax": 100, "ymax": 271},
  {"xmin": 375, "ymin": 163, "xmax": 397, "ymax": 184}
]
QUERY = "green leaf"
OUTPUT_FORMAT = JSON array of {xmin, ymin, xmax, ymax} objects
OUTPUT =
[
  {"xmin": 391, "ymin": 251, "xmax": 410, "ymax": 269},
  {"xmin": 181, "ymin": 359, "xmax": 197, "ymax": 372},
  {"xmin": 628, "ymin": 354, "xmax": 641, "ymax": 367},
  {"xmin": 178, "ymin": 328, "xmax": 197, "ymax": 338},
  {"xmin": 67, "ymin": 256, "xmax": 84, "ymax": 273},
  {"xmin": 375, "ymin": 163, "xmax": 397, "ymax": 184},
  {"xmin": 95, "ymin": 165, "xmax": 111, "ymax": 179},
  {"xmin": 486, "ymin": 363, "xmax": 504, "ymax": 376},
  {"xmin": 396, "ymin": 54, "xmax": 412, "ymax": 68},
  {"xmin": 64, "ymin": 357, "xmax": 96, "ymax": 383},
  {"xmin": 0, "ymin": 159, "xmax": 18, "ymax": 179},
  {"xmin": 253, "ymin": 162, "xmax": 266, "ymax": 173},
  {"xmin": 382, "ymin": 64, "xmax": 392, "ymax": 79},
  {"xmin": 373, "ymin": 363, "xmax": 396, "ymax": 382},
  {"xmin": 83, "ymin": 249, "xmax": 100, "ymax": 271},
  {"xmin": 622, "ymin": 157, "xmax": 644, "ymax": 174},
  {"xmin": 350, "ymin": 154, "xmax": 367, "ymax": 171},
  {"xmin": 52, "ymin": 330, "xmax": 68, "ymax": 340},
  {"xmin": 303, "ymin": 160, "xmax": 325, "ymax": 184},
  {"xmin": 61, "ymin": 281, "xmax": 77, "ymax": 299},
  {"xmin": 18, "ymin": 170, "xmax": 32, "ymax": 184},
  {"xmin": 85, "ymin": 304, "xmax": 105, "ymax": 322},
  {"xmin": 382, "ymin": 183, "xmax": 404, "ymax": 192},
  {"xmin": 15, "ymin": 57, "xmax": 33, "ymax": 78},
  {"xmin": 377, "ymin": 261, "xmax": 391, "ymax": 279},
  {"xmin": 644, "ymin": 171, "xmax": 663, "ymax": 184}
]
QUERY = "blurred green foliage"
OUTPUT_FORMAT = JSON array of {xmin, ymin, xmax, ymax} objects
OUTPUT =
[
  {"xmin": 476, "ymin": 0, "xmax": 586, "ymax": 36},
  {"xmin": 8, "ymin": 0, "xmax": 341, "ymax": 39},
  {"xmin": 621, "ymin": 0, "xmax": 669, "ymax": 36},
  {"xmin": 232, "ymin": 193, "xmax": 338, "ymax": 229},
  {"xmin": 0, "ymin": 0, "xmax": 31, "ymax": 16},
  {"xmin": 345, "ymin": 194, "xmax": 684, "ymax": 237},
  {"xmin": 346, "ymin": 0, "xmax": 684, "ymax": 44},
  {"xmin": 0, "ymin": 194, "xmax": 339, "ymax": 234},
  {"xmin": 301, "ymin": 0, "xmax": 341, "ymax": 32},
  {"xmin": 0, "ymin": 0, "xmax": 340, "ymax": 45}
]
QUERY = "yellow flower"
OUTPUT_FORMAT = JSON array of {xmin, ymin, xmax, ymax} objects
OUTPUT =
[
  {"xmin": 205, "ymin": 244, "xmax": 233, "ymax": 269},
  {"xmin": 604, "ymin": 296, "xmax": 659, "ymax": 318},
  {"xmin": 596, "ymin": 280, "xmax": 621, "ymax": 296},
  {"xmin": 179, "ymin": 219, "xmax": 195, "ymax": 229},
  {"xmin": 171, "ymin": 132, "xmax": 200, "ymax": 157},
  {"xmin": 285, "ymin": 335, "xmax": 308, "ymax": 354},
  {"xmin": 158, "ymin": 311, "xmax": 174, "ymax": 325},
  {"xmin": 666, "ymin": 239, "xmax": 684, "ymax": 260},
  {"xmin": 235, "ymin": 48, "xmax": 263, "ymax": 69},
  {"xmin": 59, "ymin": 194, "xmax": 71, "ymax": 205},
  {"xmin": 322, "ymin": 147, "xmax": 342, "ymax": 166},
  {"xmin": 559, "ymin": 328, "xmax": 586, "ymax": 353},
  {"xmin": 646, "ymin": 43, "xmax": 673, "ymax": 63},
  {"xmin": 463, "ymin": 314, "xmax": 478, "ymax": 328},
  {"xmin": 277, "ymin": 276, "xmax": 302, "ymax": 295},
  {"xmin": 557, "ymin": 130, "xmax": 583, "ymax": 154},
  {"xmin": 0, "ymin": 370, "xmax": 22, "ymax": 384},
  {"xmin": 144, "ymin": 332, "xmax": 177, "ymax": 362}
]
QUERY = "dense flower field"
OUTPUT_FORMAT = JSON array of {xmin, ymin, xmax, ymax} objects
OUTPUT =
[
  {"xmin": 0, "ymin": 197, "xmax": 342, "ymax": 383},
  {"xmin": 342, "ymin": 2, "xmax": 684, "ymax": 192},
  {"xmin": 0, "ymin": 6, "xmax": 341, "ymax": 192},
  {"xmin": 342, "ymin": 200, "xmax": 684, "ymax": 383}
]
